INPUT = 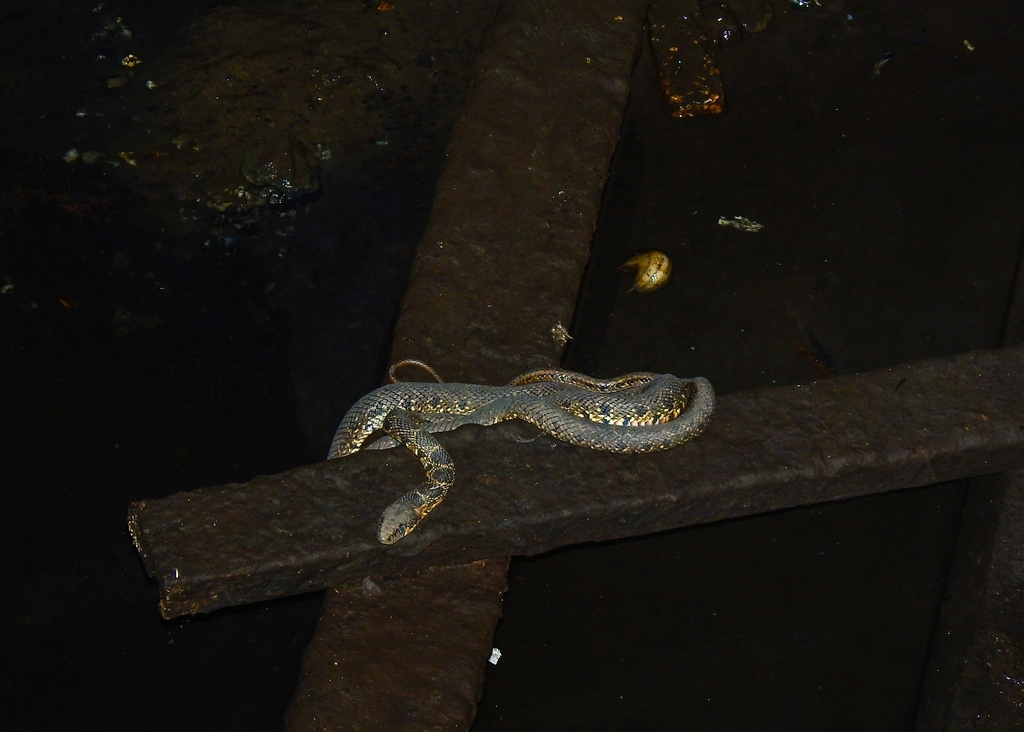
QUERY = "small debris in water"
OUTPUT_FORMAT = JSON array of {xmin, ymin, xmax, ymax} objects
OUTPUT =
[
  {"xmin": 718, "ymin": 216, "xmax": 763, "ymax": 232},
  {"xmin": 872, "ymin": 50, "xmax": 895, "ymax": 78},
  {"xmin": 488, "ymin": 647, "xmax": 502, "ymax": 665},
  {"xmin": 794, "ymin": 340, "xmax": 833, "ymax": 378},
  {"xmin": 551, "ymin": 322, "xmax": 572, "ymax": 347}
]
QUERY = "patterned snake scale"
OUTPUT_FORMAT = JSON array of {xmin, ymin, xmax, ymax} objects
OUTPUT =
[{"xmin": 328, "ymin": 367, "xmax": 715, "ymax": 544}]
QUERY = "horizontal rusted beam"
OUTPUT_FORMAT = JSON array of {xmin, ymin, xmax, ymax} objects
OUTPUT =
[{"xmin": 129, "ymin": 345, "xmax": 1024, "ymax": 618}]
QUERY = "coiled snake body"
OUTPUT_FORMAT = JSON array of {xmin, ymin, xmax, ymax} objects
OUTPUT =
[{"xmin": 328, "ymin": 367, "xmax": 715, "ymax": 544}]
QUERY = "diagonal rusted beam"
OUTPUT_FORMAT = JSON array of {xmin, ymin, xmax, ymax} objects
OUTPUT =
[
  {"xmin": 285, "ymin": 0, "xmax": 650, "ymax": 728},
  {"xmin": 385, "ymin": 0, "xmax": 649, "ymax": 383},
  {"xmin": 129, "ymin": 344, "xmax": 1024, "ymax": 619},
  {"xmin": 285, "ymin": 559, "xmax": 511, "ymax": 730}
]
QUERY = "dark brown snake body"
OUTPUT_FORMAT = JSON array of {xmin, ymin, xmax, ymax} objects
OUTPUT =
[{"xmin": 328, "ymin": 369, "xmax": 715, "ymax": 544}]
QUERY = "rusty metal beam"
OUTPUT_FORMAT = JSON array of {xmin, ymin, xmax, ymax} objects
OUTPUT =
[
  {"xmin": 284, "ymin": 559, "xmax": 510, "ymax": 731},
  {"xmin": 129, "ymin": 344, "xmax": 1024, "ymax": 619},
  {"xmin": 282, "ymin": 1, "xmax": 649, "ymax": 728},
  {"xmin": 385, "ymin": 0, "xmax": 649, "ymax": 384}
]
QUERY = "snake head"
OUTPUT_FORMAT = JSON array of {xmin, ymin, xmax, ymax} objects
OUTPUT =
[
  {"xmin": 377, "ymin": 513, "xmax": 411, "ymax": 545},
  {"xmin": 377, "ymin": 492, "xmax": 431, "ymax": 545}
]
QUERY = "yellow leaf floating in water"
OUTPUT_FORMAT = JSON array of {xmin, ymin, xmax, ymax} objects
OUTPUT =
[{"xmin": 619, "ymin": 250, "xmax": 673, "ymax": 293}]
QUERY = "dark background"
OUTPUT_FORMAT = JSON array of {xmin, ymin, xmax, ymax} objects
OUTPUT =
[{"xmin": 4, "ymin": 1, "xmax": 1023, "ymax": 730}]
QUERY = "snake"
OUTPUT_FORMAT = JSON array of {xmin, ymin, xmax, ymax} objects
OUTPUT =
[{"xmin": 327, "ymin": 362, "xmax": 715, "ymax": 544}]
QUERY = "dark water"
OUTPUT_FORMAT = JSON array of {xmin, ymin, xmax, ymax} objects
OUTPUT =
[
  {"xmin": 1, "ymin": 149, "xmax": 431, "ymax": 730},
  {"xmin": 473, "ymin": 1, "xmax": 1024, "ymax": 730},
  {"xmin": 3, "ymin": 1, "xmax": 466, "ymax": 729},
  {"xmin": 1, "ymin": 143, "xmax": 322, "ymax": 730}
]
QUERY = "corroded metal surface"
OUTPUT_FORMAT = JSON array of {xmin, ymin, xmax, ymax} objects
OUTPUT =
[
  {"xmin": 387, "ymin": 0, "xmax": 647, "ymax": 384},
  {"xmin": 128, "ymin": 345, "xmax": 1024, "ymax": 619},
  {"xmin": 285, "ymin": 560, "xmax": 509, "ymax": 732}
]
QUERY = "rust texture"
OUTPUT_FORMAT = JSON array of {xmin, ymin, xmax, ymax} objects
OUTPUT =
[
  {"xmin": 387, "ymin": 0, "xmax": 648, "ymax": 385},
  {"xmin": 281, "ymin": 1, "xmax": 648, "ymax": 728},
  {"xmin": 914, "ymin": 470, "xmax": 1024, "ymax": 731},
  {"xmin": 285, "ymin": 559, "xmax": 510, "ymax": 732},
  {"xmin": 128, "ymin": 345, "xmax": 1024, "ymax": 619}
]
